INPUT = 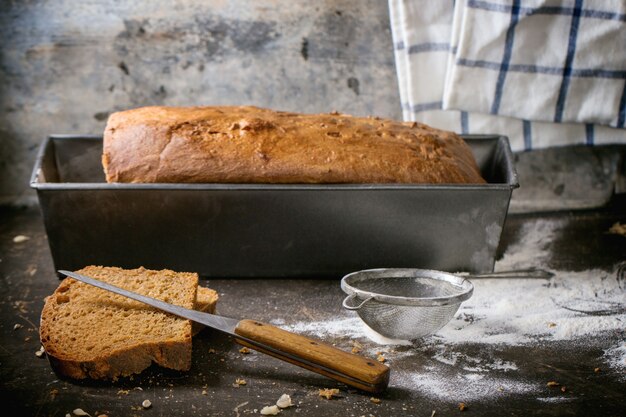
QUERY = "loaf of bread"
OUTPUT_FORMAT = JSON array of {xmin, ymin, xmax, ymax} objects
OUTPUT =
[
  {"xmin": 103, "ymin": 106, "xmax": 486, "ymax": 184},
  {"xmin": 39, "ymin": 266, "xmax": 218, "ymax": 380}
]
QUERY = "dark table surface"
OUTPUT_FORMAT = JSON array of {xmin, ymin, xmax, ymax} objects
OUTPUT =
[{"xmin": 1, "ymin": 198, "xmax": 625, "ymax": 417}]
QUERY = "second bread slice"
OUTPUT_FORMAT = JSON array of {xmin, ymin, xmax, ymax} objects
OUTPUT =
[{"xmin": 193, "ymin": 287, "xmax": 219, "ymax": 336}]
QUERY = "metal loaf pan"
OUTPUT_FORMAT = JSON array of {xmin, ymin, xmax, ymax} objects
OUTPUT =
[{"xmin": 30, "ymin": 135, "xmax": 518, "ymax": 278}]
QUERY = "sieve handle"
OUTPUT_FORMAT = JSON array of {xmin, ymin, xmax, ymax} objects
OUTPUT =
[
  {"xmin": 342, "ymin": 294, "xmax": 374, "ymax": 310},
  {"xmin": 467, "ymin": 268, "xmax": 554, "ymax": 279},
  {"xmin": 234, "ymin": 319, "xmax": 390, "ymax": 393}
]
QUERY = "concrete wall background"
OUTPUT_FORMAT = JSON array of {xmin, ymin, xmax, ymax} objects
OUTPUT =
[{"xmin": 0, "ymin": 0, "xmax": 401, "ymax": 203}]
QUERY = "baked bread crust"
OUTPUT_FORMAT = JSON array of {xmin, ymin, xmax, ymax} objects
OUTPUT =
[
  {"xmin": 103, "ymin": 106, "xmax": 486, "ymax": 184},
  {"xmin": 40, "ymin": 266, "xmax": 199, "ymax": 380}
]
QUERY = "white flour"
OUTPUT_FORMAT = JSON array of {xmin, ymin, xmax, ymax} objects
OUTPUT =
[
  {"xmin": 279, "ymin": 218, "xmax": 626, "ymax": 398},
  {"xmin": 436, "ymin": 267, "xmax": 625, "ymax": 346},
  {"xmin": 430, "ymin": 348, "xmax": 517, "ymax": 372},
  {"xmin": 604, "ymin": 341, "xmax": 626, "ymax": 377},
  {"xmin": 400, "ymin": 368, "xmax": 539, "ymax": 402}
]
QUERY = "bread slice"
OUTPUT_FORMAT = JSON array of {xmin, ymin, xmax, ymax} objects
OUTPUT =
[
  {"xmin": 192, "ymin": 286, "xmax": 219, "ymax": 336},
  {"xmin": 40, "ymin": 266, "xmax": 199, "ymax": 380}
]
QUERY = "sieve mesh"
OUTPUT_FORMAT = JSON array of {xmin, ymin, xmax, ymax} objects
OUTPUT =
[
  {"xmin": 354, "ymin": 276, "xmax": 462, "ymax": 298},
  {"xmin": 341, "ymin": 269, "xmax": 473, "ymax": 340},
  {"xmin": 355, "ymin": 301, "xmax": 462, "ymax": 339}
]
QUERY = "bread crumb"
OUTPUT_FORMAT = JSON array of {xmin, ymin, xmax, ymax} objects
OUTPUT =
[
  {"xmin": 351, "ymin": 346, "xmax": 361, "ymax": 354},
  {"xmin": 561, "ymin": 386, "xmax": 567, "ymax": 393},
  {"xmin": 547, "ymin": 322, "xmax": 557, "ymax": 328},
  {"xmin": 233, "ymin": 378, "xmax": 247, "ymax": 387},
  {"xmin": 117, "ymin": 390, "xmax": 129, "ymax": 395},
  {"xmin": 141, "ymin": 399, "xmax": 152, "ymax": 409},
  {"xmin": 24, "ymin": 336, "xmax": 31, "ymax": 342},
  {"xmin": 239, "ymin": 347, "xmax": 251, "ymax": 354},
  {"xmin": 13, "ymin": 323, "xmax": 23, "ymax": 330},
  {"xmin": 13, "ymin": 235, "xmax": 30, "ymax": 243},
  {"xmin": 50, "ymin": 389, "xmax": 59, "ymax": 400},
  {"xmin": 12, "ymin": 300, "xmax": 28, "ymax": 314},
  {"xmin": 547, "ymin": 381, "xmax": 560, "ymax": 387},
  {"xmin": 276, "ymin": 394, "xmax": 293, "ymax": 408},
  {"xmin": 608, "ymin": 222, "xmax": 626, "ymax": 236},
  {"xmin": 458, "ymin": 403, "xmax": 467, "ymax": 411},
  {"xmin": 376, "ymin": 354, "xmax": 386, "ymax": 363},
  {"xmin": 208, "ymin": 348, "xmax": 217, "ymax": 354},
  {"xmin": 319, "ymin": 388, "xmax": 340, "ymax": 399},
  {"xmin": 260, "ymin": 405, "xmax": 280, "ymax": 415},
  {"xmin": 35, "ymin": 346, "xmax": 45, "ymax": 358},
  {"xmin": 370, "ymin": 397, "xmax": 381, "ymax": 404},
  {"xmin": 594, "ymin": 367, "xmax": 601, "ymax": 373},
  {"xmin": 73, "ymin": 409, "xmax": 90, "ymax": 416}
]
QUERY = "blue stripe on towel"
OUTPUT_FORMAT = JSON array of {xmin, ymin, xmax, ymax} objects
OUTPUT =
[
  {"xmin": 581, "ymin": 8, "xmax": 626, "ymax": 22},
  {"xmin": 468, "ymin": 0, "xmax": 626, "ymax": 22},
  {"xmin": 491, "ymin": 0, "xmax": 521, "ymax": 115},
  {"xmin": 457, "ymin": 59, "xmax": 626, "ymax": 79},
  {"xmin": 618, "ymin": 81, "xmax": 626, "ymax": 128},
  {"xmin": 468, "ymin": 0, "xmax": 509, "ymax": 13},
  {"xmin": 403, "ymin": 101, "xmax": 443, "ymax": 113},
  {"xmin": 457, "ymin": 58, "xmax": 502, "ymax": 71},
  {"xmin": 523, "ymin": 120, "xmax": 532, "ymax": 151},
  {"xmin": 407, "ymin": 42, "xmax": 451, "ymax": 54},
  {"xmin": 585, "ymin": 124, "xmax": 595, "ymax": 145},
  {"xmin": 460, "ymin": 111, "xmax": 469, "ymax": 134},
  {"xmin": 554, "ymin": 0, "xmax": 583, "ymax": 123},
  {"xmin": 573, "ymin": 68, "xmax": 626, "ymax": 79}
]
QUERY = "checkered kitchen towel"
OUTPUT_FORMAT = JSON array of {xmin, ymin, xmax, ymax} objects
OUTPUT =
[{"xmin": 389, "ymin": 0, "xmax": 626, "ymax": 151}]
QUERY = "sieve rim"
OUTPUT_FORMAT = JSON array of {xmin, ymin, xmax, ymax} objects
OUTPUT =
[{"xmin": 340, "ymin": 268, "xmax": 474, "ymax": 307}]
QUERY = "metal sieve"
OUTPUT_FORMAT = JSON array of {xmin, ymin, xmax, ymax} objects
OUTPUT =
[{"xmin": 341, "ymin": 268, "xmax": 474, "ymax": 340}]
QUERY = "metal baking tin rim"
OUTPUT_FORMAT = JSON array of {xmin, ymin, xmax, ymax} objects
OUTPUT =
[
  {"xmin": 341, "ymin": 268, "xmax": 474, "ymax": 307},
  {"xmin": 29, "ymin": 135, "xmax": 519, "ymax": 191}
]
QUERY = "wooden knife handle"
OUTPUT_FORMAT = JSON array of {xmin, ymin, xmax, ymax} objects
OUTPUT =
[{"xmin": 234, "ymin": 319, "xmax": 390, "ymax": 393}]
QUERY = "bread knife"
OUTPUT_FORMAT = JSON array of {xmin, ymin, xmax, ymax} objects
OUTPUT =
[{"xmin": 59, "ymin": 270, "xmax": 390, "ymax": 393}]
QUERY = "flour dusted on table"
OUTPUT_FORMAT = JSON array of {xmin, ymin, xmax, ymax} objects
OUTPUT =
[
  {"xmin": 604, "ymin": 342, "xmax": 626, "ymax": 377},
  {"xmin": 279, "ymin": 217, "xmax": 626, "ymax": 390}
]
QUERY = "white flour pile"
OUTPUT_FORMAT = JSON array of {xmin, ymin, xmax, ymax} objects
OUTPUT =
[
  {"xmin": 436, "ymin": 267, "xmax": 624, "ymax": 346},
  {"xmin": 403, "ymin": 368, "xmax": 539, "ymax": 402},
  {"xmin": 279, "ymin": 218, "xmax": 626, "ymax": 398},
  {"xmin": 604, "ymin": 342, "xmax": 626, "ymax": 374}
]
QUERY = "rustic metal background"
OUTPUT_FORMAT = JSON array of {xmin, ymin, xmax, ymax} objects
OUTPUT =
[{"xmin": 0, "ymin": 0, "xmax": 401, "ymax": 204}]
